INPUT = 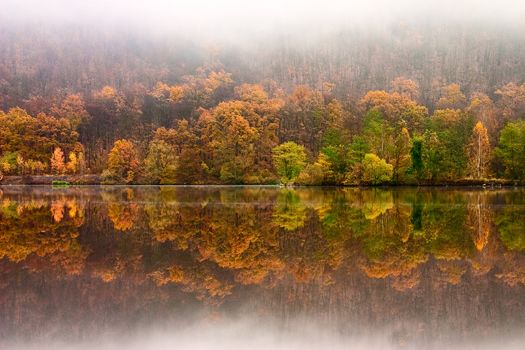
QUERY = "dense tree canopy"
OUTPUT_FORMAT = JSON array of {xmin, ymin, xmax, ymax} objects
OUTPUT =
[{"xmin": 0, "ymin": 36, "xmax": 523, "ymax": 184}]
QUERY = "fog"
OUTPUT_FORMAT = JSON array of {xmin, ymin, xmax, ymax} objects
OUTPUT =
[
  {"xmin": 6, "ymin": 318, "xmax": 525, "ymax": 350},
  {"xmin": 2, "ymin": 0, "xmax": 525, "ymax": 40}
]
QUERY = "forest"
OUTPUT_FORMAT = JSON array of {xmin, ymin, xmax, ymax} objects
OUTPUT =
[{"xmin": 1, "ymin": 20, "xmax": 525, "ymax": 185}]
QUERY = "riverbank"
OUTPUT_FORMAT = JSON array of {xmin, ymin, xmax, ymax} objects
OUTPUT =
[
  {"xmin": 0, "ymin": 175, "xmax": 102, "ymax": 185},
  {"xmin": 0, "ymin": 175, "xmax": 521, "ymax": 187}
]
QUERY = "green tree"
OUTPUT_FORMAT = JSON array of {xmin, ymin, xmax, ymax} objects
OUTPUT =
[
  {"xmin": 144, "ymin": 140, "xmax": 178, "ymax": 184},
  {"xmin": 424, "ymin": 109, "xmax": 474, "ymax": 180},
  {"xmin": 495, "ymin": 120, "xmax": 525, "ymax": 180},
  {"xmin": 422, "ymin": 131, "xmax": 444, "ymax": 182},
  {"xmin": 361, "ymin": 153, "xmax": 393, "ymax": 185},
  {"xmin": 362, "ymin": 109, "xmax": 393, "ymax": 159},
  {"xmin": 315, "ymin": 145, "xmax": 349, "ymax": 184},
  {"xmin": 272, "ymin": 142, "xmax": 307, "ymax": 185},
  {"xmin": 410, "ymin": 136, "xmax": 424, "ymax": 182},
  {"xmin": 343, "ymin": 136, "xmax": 371, "ymax": 185}
]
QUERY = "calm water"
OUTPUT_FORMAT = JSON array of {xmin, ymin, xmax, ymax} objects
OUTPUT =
[{"xmin": 1, "ymin": 186, "xmax": 525, "ymax": 349}]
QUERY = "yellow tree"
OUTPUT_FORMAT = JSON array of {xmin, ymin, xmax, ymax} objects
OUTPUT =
[
  {"xmin": 50, "ymin": 147, "xmax": 66, "ymax": 174},
  {"xmin": 390, "ymin": 76, "xmax": 420, "ymax": 101},
  {"xmin": 467, "ymin": 121, "xmax": 491, "ymax": 179},
  {"xmin": 361, "ymin": 153, "xmax": 393, "ymax": 185},
  {"xmin": 467, "ymin": 93, "xmax": 497, "ymax": 136},
  {"xmin": 203, "ymin": 101, "xmax": 259, "ymax": 183},
  {"xmin": 103, "ymin": 139, "xmax": 140, "ymax": 183},
  {"xmin": 50, "ymin": 94, "xmax": 90, "ymax": 130},
  {"xmin": 358, "ymin": 90, "xmax": 428, "ymax": 132},
  {"xmin": 437, "ymin": 83, "xmax": 467, "ymax": 110},
  {"xmin": 494, "ymin": 82, "xmax": 525, "ymax": 122},
  {"xmin": 66, "ymin": 152, "xmax": 78, "ymax": 174}
]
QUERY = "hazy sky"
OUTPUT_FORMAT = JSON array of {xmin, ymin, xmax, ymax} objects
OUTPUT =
[
  {"xmin": 4, "ymin": 0, "xmax": 525, "ymax": 24},
  {"xmin": 2, "ymin": 0, "xmax": 525, "ymax": 39}
]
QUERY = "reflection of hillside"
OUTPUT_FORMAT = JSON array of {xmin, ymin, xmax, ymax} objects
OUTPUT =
[
  {"xmin": 0, "ymin": 195, "xmax": 87, "ymax": 274},
  {"xmin": 1, "ymin": 187, "xmax": 525, "ymax": 344}
]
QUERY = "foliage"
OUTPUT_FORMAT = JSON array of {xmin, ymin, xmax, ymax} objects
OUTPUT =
[
  {"xmin": 495, "ymin": 121, "xmax": 525, "ymax": 180},
  {"xmin": 103, "ymin": 139, "xmax": 140, "ymax": 184},
  {"xmin": 497, "ymin": 207, "xmax": 525, "ymax": 251},
  {"xmin": 51, "ymin": 148, "xmax": 66, "ymax": 174},
  {"xmin": 272, "ymin": 142, "xmax": 307, "ymax": 185},
  {"xmin": 52, "ymin": 180, "xmax": 71, "ymax": 187},
  {"xmin": 466, "ymin": 121, "xmax": 492, "ymax": 179},
  {"xmin": 361, "ymin": 153, "xmax": 393, "ymax": 185},
  {"xmin": 0, "ymin": 63, "xmax": 523, "ymax": 185},
  {"xmin": 409, "ymin": 136, "xmax": 424, "ymax": 182},
  {"xmin": 144, "ymin": 140, "xmax": 178, "ymax": 184},
  {"xmin": 0, "ymin": 108, "xmax": 79, "ymax": 174}
]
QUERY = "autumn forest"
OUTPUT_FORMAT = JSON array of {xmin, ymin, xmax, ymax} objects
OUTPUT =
[{"xmin": 2, "ymin": 16, "xmax": 525, "ymax": 185}]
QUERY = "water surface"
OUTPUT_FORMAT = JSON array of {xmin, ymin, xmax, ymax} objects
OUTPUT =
[{"xmin": 1, "ymin": 186, "xmax": 524, "ymax": 349}]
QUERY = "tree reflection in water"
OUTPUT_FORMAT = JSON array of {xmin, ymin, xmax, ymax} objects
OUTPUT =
[{"xmin": 0, "ymin": 186, "xmax": 525, "ymax": 348}]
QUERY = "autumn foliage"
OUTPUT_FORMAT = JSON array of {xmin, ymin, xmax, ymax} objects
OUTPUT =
[{"xmin": 0, "ymin": 64, "xmax": 524, "ymax": 184}]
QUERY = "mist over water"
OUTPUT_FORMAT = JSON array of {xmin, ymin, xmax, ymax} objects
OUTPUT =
[
  {"xmin": 8, "ymin": 320, "xmax": 389, "ymax": 350},
  {"xmin": 6, "ymin": 318, "xmax": 525, "ymax": 350}
]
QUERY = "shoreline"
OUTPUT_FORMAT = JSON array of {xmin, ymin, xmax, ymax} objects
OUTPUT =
[{"xmin": 0, "ymin": 175, "xmax": 521, "ymax": 187}]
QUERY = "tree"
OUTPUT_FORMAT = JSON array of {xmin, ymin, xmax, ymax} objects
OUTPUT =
[
  {"xmin": 495, "ymin": 82, "xmax": 525, "ymax": 122},
  {"xmin": 390, "ymin": 77, "xmax": 420, "ymax": 101},
  {"xmin": 467, "ymin": 93, "xmax": 497, "ymax": 137},
  {"xmin": 426, "ymin": 109, "xmax": 474, "ymax": 180},
  {"xmin": 495, "ymin": 121, "xmax": 525, "ymax": 180},
  {"xmin": 361, "ymin": 153, "xmax": 393, "ymax": 185},
  {"xmin": 202, "ymin": 101, "xmax": 259, "ymax": 183},
  {"xmin": 50, "ymin": 94, "xmax": 90, "ymax": 130},
  {"xmin": 144, "ymin": 140, "xmax": 178, "ymax": 184},
  {"xmin": 421, "ymin": 131, "xmax": 444, "ymax": 182},
  {"xmin": 467, "ymin": 121, "xmax": 491, "ymax": 179},
  {"xmin": 362, "ymin": 109, "xmax": 393, "ymax": 159},
  {"xmin": 437, "ymin": 83, "xmax": 467, "ymax": 110},
  {"xmin": 410, "ymin": 136, "xmax": 424, "ymax": 182},
  {"xmin": 343, "ymin": 136, "xmax": 371, "ymax": 185},
  {"xmin": 312, "ymin": 152, "xmax": 335, "ymax": 184},
  {"xmin": 50, "ymin": 148, "xmax": 66, "ymax": 174},
  {"xmin": 272, "ymin": 142, "xmax": 307, "ymax": 185},
  {"xmin": 0, "ymin": 152, "xmax": 18, "ymax": 175},
  {"xmin": 316, "ymin": 145, "xmax": 348, "ymax": 184},
  {"xmin": 66, "ymin": 152, "xmax": 78, "ymax": 174},
  {"xmin": 280, "ymin": 86, "xmax": 326, "ymax": 154},
  {"xmin": 359, "ymin": 90, "xmax": 428, "ymax": 132},
  {"xmin": 153, "ymin": 121, "xmax": 206, "ymax": 184},
  {"xmin": 0, "ymin": 108, "xmax": 80, "ymax": 167},
  {"xmin": 103, "ymin": 139, "xmax": 140, "ymax": 183},
  {"xmin": 391, "ymin": 126, "xmax": 412, "ymax": 182},
  {"xmin": 77, "ymin": 152, "xmax": 87, "ymax": 174}
]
